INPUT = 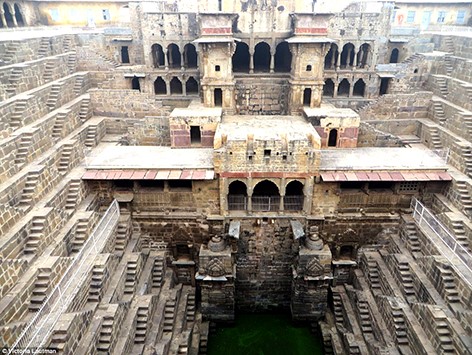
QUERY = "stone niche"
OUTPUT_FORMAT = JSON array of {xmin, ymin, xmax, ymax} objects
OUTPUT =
[
  {"xmin": 197, "ymin": 235, "xmax": 235, "ymax": 321},
  {"xmin": 303, "ymin": 104, "xmax": 360, "ymax": 148},
  {"xmin": 291, "ymin": 226, "xmax": 332, "ymax": 321},
  {"xmin": 169, "ymin": 104, "xmax": 222, "ymax": 148}
]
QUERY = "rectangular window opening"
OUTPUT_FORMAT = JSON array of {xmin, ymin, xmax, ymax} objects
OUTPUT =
[
  {"xmin": 340, "ymin": 181, "xmax": 364, "ymax": 190},
  {"xmin": 264, "ymin": 149, "xmax": 271, "ymax": 157},
  {"xmin": 102, "ymin": 9, "xmax": 111, "ymax": 21},
  {"xmin": 190, "ymin": 126, "xmax": 201, "ymax": 144},
  {"xmin": 407, "ymin": 11, "xmax": 416, "ymax": 23},
  {"xmin": 138, "ymin": 180, "xmax": 164, "ymax": 190},
  {"xmin": 368, "ymin": 181, "xmax": 394, "ymax": 191},
  {"xmin": 168, "ymin": 180, "xmax": 192, "ymax": 191}
]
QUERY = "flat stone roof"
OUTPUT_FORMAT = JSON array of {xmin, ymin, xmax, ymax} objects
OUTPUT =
[
  {"xmin": 217, "ymin": 115, "xmax": 319, "ymax": 141},
  {"xmin": 170, "ymin": 107, "xmax": 222, "ymax": 118},
  {"xmin": 304, "ymin": 105, "xmax": 360, "ymax": 119},
  {"xmin": 320, "ymin": 147, "xmax": 449, "ymax": 171},
  {"xmin": 86, "ymin": 146, "xmax": 214, "ymax": 170}
]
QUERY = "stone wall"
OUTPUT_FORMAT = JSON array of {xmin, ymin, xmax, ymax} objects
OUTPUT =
[
  {"xmin": 358, "ymin": 91, "xmax": 432, "ymax": 120},
  {"xmin": 357, "ymin": 122, "xmax": 406, "ymax": 147},
  {"xmin": 105, "ymin": 116, "xmax": 171, "ymax": 146}
]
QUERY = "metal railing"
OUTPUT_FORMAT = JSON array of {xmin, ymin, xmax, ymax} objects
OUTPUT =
[
  {"xmin": 252, "ymin": 196, "xmax": 280, "ymax": 212},
  {"xmin": 228, "ymin": 195, "xmax": 247, "ymax": 211},
  {"xmin": 411, "ymin": 198, "xmax": 472, "ymax": 288},
  {"xmin": 283, "ymin": 196, "xmax": 304, "ymax": 211},
  {"xmin": 9, "ymin": 200, "xmax": 120, "ymax": 354}
]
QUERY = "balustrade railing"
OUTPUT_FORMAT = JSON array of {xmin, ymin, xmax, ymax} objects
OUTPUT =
[
  {"xmin": 411, "ymin": 198, "xmax": 472, "ymax": 288},
  {"xmin": 9, "ymin": 200, "xmax": 120, "ymax": 354},
  {"xmin": 252, "ymin": 196, "xmax": 280, "ymax": 212}
]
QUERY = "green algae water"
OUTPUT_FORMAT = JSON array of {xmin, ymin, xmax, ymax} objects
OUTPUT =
[{"xmin": 207, "ymin": 314, "xmax": 324, "ymax": 355}]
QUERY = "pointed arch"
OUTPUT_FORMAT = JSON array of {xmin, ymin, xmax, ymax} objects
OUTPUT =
[
  {"xmin": 167, "ymin": 43, "xmax": 181, "ymax": 69},
  {"xmin": 324, "ymin": 43, "xmax": 338, "ymax": 69},
  {"xmin": 154, "ymin": 77, "xmax": 166, "ymax": 95},
  {"xmin": 185, "ymin": 77, "xmax": 199, "ymax": 95},
  {"xmin": 184, "ymin": 43, "xmax": 197, "ymax": 68},
  {"xmin": 323, "ymin": 79, "xmax": 335, "ymax": 97},
  {"xmin": 170, "ymin": 77, "xmax": 182, "ymax": 95},
  {"xmin": 338, "ymin": 79, "xmax": 350, "ymax": 97},
  {"xmin": 14, "ymin": 4, "xmax": 25, "ymax": 26},
  {"xmin": 151, "ymin": 44, "xmax": 165, "ymax": 68},
  {"xmin": 353, "ymin": 79, "xmax": 366, "ymax": 97},
  {"xmin": 340, "ymin": 43, "xmax": 355, "ymax": 68}
]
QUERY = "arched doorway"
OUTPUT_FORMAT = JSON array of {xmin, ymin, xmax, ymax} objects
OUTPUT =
[
  {"xmin": 214, "ymin": 88, "xmax": 222, "ymax": 107},
  {"xmin": 131, "ymin": 76, "xmax": 140, "ymax": 91},
  {"xmin": 338, "ymin": 79, "xmax": 350, "ymax": 97},
  {"xmin": 353, "ymin": 79, "xmax": 366, "ymax": 97},
  {"xmin": 184, "ymin": 44, "xmax": 197, "ymax": 68},
  {"xmin": 167, "ymin": 43, "xmax": 181, "ymax": 69},
  {"xmin": 328, "ymin": 129, "xmax": 338, "ymax": 147},
  {"xmin": 254, "ymin": 42, "xmax": 270, "ymax": 72},
  {"xmin": 274, "ymin": 42, "xmax": 291, "ymax": 72},
  {"xmin": 379, "ymin": 78, "xmax": 390, "ymax": 96},
  {"xmin": 228, "ymin": 181, "xmax": 248, "ymax": 210},
  {"xmin": 232, "ymin": 42, "xmax": 250, "ymax": 73},
  {"xmin": 284, "ymin": 180, "xmax": 304, "ymax": 211},
  {"xmin": 151, "ymin": 44, "xmax": 165, "ymax": 68},
  {"xmin": 340, "ymin": 43, "xmax": 355, "ymax": 68},
  {"xmin": 389, "ymin": 48, "xmax": 399, "ymax": 63},
  {"xmin": 303, "ymin": 88, "xmax": 312, "ymax": 106},
  {"xmin": 154, "ymin": 77, "xmax": 166, "ymax": 95},
  {"xmin": 323, "ymin": 79, "xmax": 335, "ymax": 97},
  {"xmin": 324, "ymin": 44, "xmax": 338, "ymax": 69},
  {"xmin": 3, "ymin": 3, "xmax": 14, "ymax": 27},
  {"xmin": 252, "ymin": 180, "xmax": 280, "ymax": 211},
  {"xmin": 14, "ymin": 4, "xmax": 24, "ymax": 26},
  {"xmin": 186, "ymin": 77, "xmax": 198, "ymax": 95},
  {"xmin": 170, "ymin": 77, "xmax": 182, "ymax": 94}
]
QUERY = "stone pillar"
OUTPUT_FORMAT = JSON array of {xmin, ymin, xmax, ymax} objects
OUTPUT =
[
  {"xmin": 164, "ymin": 49, "xmax": 169, "ymax": 70},
  {"xmin": 11, "ymin": 11, "xmax": 17, "ymax": 27},
  {"xmin": 353, "ymin": 50, "xmax": 358, "ymax": 69},
  {"xmin": 0, "ymin": 10, "xmax": 6, "ymax": 28},
  {"xmin": 330, "ymin": 50, "xmax": 336, "ymax": 69},
  {"xmin": 347, "ymin": 47, "xmax": 352, "ymax": 68},
  {"xmin": 182, "ymin": 79, "xmax": 187, "ymax": 95},
  {"xmin": 270, "ymin": 51, "xmax": 275, "ymax": 73},
  {"xmin": 291, "ymin": 226, "xmax": 332, "ymax": 322},
  {"xmin": 181, "ymin": 50, "xmax": 185, "ymax": 70},
  {"xmin": 349, "ymin": 80, "xmax": 354, "ymax": 97},
  {"xmin": 197, "ymin": 235, "xmax": 235, "ymax": 322},
  {"xmin": 249, "ymin": 51, "xmax": 254, "ymax": 74},
  {"xmin": 336, "ymin": 51, "xmax": 341, "ymax": 71},
  {"xmin": 166, "ymin": 80, "xmax": 171, "ymax": 96},
  {"xmin": 333, "ymin": 82, "xmax": 339, "ymax": 98}
]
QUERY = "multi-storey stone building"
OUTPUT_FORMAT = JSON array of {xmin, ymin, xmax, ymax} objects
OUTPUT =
[{"xmin": 0, "ymin": 0, "xmax": 471, "ymax": 354}]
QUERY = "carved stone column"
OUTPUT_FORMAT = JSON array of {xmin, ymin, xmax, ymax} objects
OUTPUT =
[
  {"xmin": 291, "ymin": 226, "xmax": 332, "ymax": 321},
  {"xmin": 197, "ymin": 235, "xmax": 235, "ymax": 321}
]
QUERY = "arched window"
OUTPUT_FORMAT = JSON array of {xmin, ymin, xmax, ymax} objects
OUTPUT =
[
  {"xmin": 254, "ymin": 42, "xmax": 271, "ymax": 72},
  {"xmin": 324, "ymin": 43, "xmax": 338, "ymax": 69},
  {"xmin": 170, "ymin": 77, "xmax": 182, "ymax": 94},
  {"xmin": 323, "ymin": 79, "xmax": 335, "ymax": 97},
  {"xmin": 151, "ymin": 44, "xmax": 165, "ymax": 68},
  {"xmin": 167, "ymin": 43, "xmax": 181, "ymax": 69},
  {"xmin": 284, "ymin": 180, "xmax": 304, "ymax": 211},
  {"xmin": 3, "ymin": 3, "xmax": 14, "ymax": 27},
  {"xmin": 228, "ymin": 180, "xmax": 248, "ymax": 210},
  {"xmin": 328, "ymin": 129, "xmax": 338, "ymax": 147},
  {"xmin": 353, "ymin": 79, "xmax": 366, "ymax": 97},
  {"xmin": 357, "ymin": 43, "xmax": 371, "ymax": 68},
  {"xmin": 252, "ymin": 180, "xmax": 280, "ymax": 211},
  {"xmin": 184, "ymin": 43, "xmax": 197, "ymax": 68},
  {"xmin": 14, "ymin": 4, "xmax": 25, "ymax": 26},
  {"xmin": 340, "ymin": 43, "xmax": 355, "ymax": 68},
  {"xmin": 232, "ymin": 42, "xmax": 250, "ymax": 73},
  {"xmin": 186, "ymin": 77, "xmax": 198, "ymax": 95},
  {"xmin": 389, "ymin": 48, "xmax": 399, "ymax": 63},
  {"xmin": 338, "ymin": 79, "xmax": 350, "ymax": 97},
  {"xmin": 214, "ymin": 88, "xmax": 222, "ymax": 107},
  {"xmin": 303, "ymin": 88, "xmax": 312, "ymax": 106},
  {"xmin": 274, "ymin": 42, "xmax": 291, "ymax": 72},
  {"xmin": 154, "ymin": 77, "xmax": 166, "ymax": 95}
]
